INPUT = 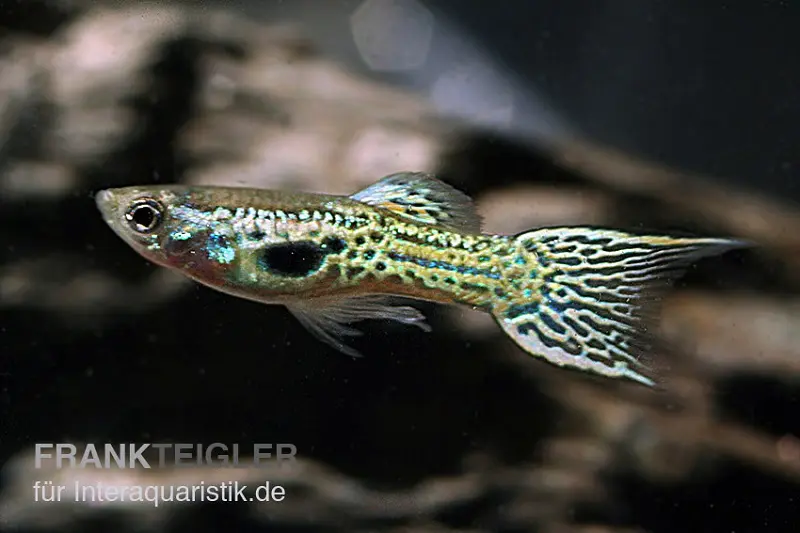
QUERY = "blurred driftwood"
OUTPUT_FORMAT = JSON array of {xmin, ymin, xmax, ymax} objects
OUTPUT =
[{"xmin": 1, "ymin": 3, "xmax": 798, "ymax": 533}]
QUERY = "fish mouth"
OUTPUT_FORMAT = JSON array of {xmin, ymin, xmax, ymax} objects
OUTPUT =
[
  {"xmin": 95, "ymin": 188, "xmax": 124, "ymax": 237},
  {"xmin": 95, "ymin": 189, "xmax": 116, "ymax": 216}
]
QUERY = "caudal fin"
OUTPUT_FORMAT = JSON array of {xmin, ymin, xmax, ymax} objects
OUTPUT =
[{"xmin": 492, "ymin": 227, "xmax": 746, "ymax": 386}]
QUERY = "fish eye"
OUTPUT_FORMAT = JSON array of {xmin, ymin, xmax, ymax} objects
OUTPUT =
[{"xmin": 125, "ymin": 198, "xmax": 164, "ymax": 233}]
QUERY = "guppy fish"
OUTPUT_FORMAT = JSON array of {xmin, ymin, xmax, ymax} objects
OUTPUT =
[{"xmin": 96, "ymin": 172, "xmax": 743, "ymax": 386}]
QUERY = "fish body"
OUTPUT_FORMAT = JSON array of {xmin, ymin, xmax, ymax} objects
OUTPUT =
[{"xmin": 96, "ymin": 172, "xmax": 744, "ymax": 386}]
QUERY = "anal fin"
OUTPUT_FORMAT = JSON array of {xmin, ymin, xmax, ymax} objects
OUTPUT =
[{"xmin": 286, "ymin": 295, "xmax": 431, "ymax": 357}]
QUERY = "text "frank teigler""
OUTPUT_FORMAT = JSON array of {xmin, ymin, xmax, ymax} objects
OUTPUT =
[{"xmin": 34, "ymin": 443, "xmax": 298, "ymax": 469}]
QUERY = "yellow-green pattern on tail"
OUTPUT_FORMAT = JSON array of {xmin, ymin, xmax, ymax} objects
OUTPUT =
[{"xmin": 492, "ymin": 227, "xmax": 745, "ymax": 386}]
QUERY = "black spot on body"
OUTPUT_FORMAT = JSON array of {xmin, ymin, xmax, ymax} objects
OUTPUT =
[
  {"xmin": 346, "ymin": 266, "xmax": 365, "ymax": 279},
  {"xmin": 355, "ymin": 236, "xmax": 366, "ymax": 246},
  {"xmin": 461, "ymin": 282, "xmax": 488, "ymax": 292},
  {"xmin": 248, "ymin": 230, "xmax": 267, "ymax": 240},
  {"xmin": 375, "ymin": 262, "xmax": 386, "ymax": 271},
  {"xmin": 322, "ymin": 237, "xmax": 346, "ymax": 253},
  {"xmin": 363, "ymin": 250, "xmax": 375, "ymax": 260},
  {"xmin": 258, "ymin": 241, "xmax": 325, "ymax": 277}
]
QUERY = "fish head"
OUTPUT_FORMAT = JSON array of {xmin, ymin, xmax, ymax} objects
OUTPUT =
[
  {"xmin": 96, "ymin": 184, "xmax": 352, "ymax": 297},
  {"xmin": 96, "ymin": 186, "xmax": 169, "ymax": 256},
  {"xmin": 95, "ymin": 185, "xmax": 219, "ymax": 272}
]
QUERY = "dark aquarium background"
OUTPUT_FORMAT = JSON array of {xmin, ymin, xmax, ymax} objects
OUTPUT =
[{"xmin": 1, "ymin": 1, "xmax": 799, "ymax": 532}]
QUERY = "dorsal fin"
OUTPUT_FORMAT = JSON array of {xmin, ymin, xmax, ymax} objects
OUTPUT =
[{"xmin": 350, "ymin": 172, "xmax": 482, "ymax": 233}]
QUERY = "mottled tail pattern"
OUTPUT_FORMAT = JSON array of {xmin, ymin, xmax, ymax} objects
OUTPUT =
[{"xmin": 493, "ymin": 227, "xmax": 744, "ymax": 386}]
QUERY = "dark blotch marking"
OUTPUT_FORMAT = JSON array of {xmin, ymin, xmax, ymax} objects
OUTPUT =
[
  {"xmin": 619, "ymin": 287, "xmax": 637, "ymax": 297},
  {"xmin": 517, "ymin": 321, "xmax": 582, "ymax": 355},
  {"xmin": 370, "ymin": 232, "xmax": 384, "ymax": 243},
  {"xmin": 506, "ymin": 302, "xmax": 540, "ymax": 320},
  {"xmin": 164, "ymin": 234, "xmax": 196, "ymax": 256},
  {"xmin": 355, "ymin": 236, "xmax": 366, "ymax": 246},
  {"xmin": 545, "ymin": 296, "xmax": 568, "ymax": 314},
  {"xmin": 587, "ymin": 338, "xmax": 605, "ymax": 351},
  {"xmin": 248, "ymin": 230, "xmax": 267, "ymax": 240},
  {"xmin": 613, "ymin": 304, "xmax": 631, "ymax": 316},
  {"xmin": 571, "ymin": 236, "xmax": 611, "ymax": 246},
  {"xmin": 578, "ymin": 314, "xmax": 613, "ymax": 336},
  {"xmin": 444, "ymin": 277, "xmax": 456, "ymax": 285},
  {"xmin": 322, "ymin": 237, "xmax": 346, "ymax": 254},
  {"xmin": 347, "ymin": 250, "xmax": 359, "ymax": 260},
  {"xmin": 563, "ymin": 316, "xmax": 589, "ymax": 337},
  {"xmin": 563, "ymin": 337, "xmax": 583, "ymax": 355},
  {"xmin": 430, "ymin": 274, "xmax": 439, "ymax": 282},
  {"xmin": 329, "ymin": 264, "xmax": 342, "ymax": 277},
  {"xmin": 557, "ymin": 256, "xmax": 582, "ymax": 266},
  {"xmin": 375, "ymin": 262, "xmax": 387, "ymax": 271},
  {"xmin": 461, "ymin": 282, "xmax": 489, "ymax": 293},
  {"xmin": 540, "ymin": 313, "xmax": 567, "ymax": 335},
  {"xmin": 607, "ymin": 241, "xmax": 654, "ymax": 253},
  {"xmin": 363, "ymin": 250, "xmax": 376, "ymax": 260},
  {"xmin": 258, "ymin": 241, "xmax": 325, "ymax": 277},
  {"xmin": 570, "ymin": 264, "xmax": 619, "ymax": 277},
  {"xmin": 346, "ymin": 266, "xmax": 365, "ymax": 279}
]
